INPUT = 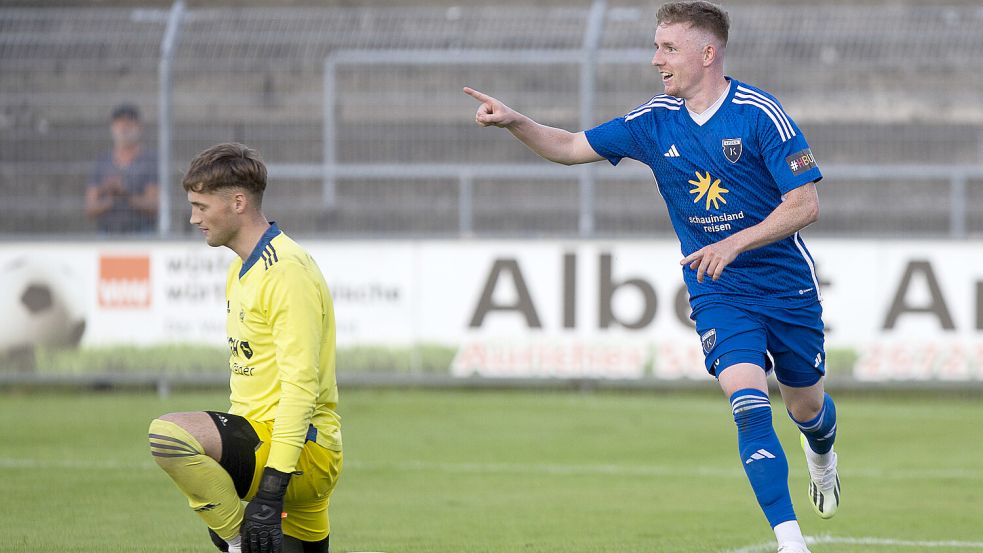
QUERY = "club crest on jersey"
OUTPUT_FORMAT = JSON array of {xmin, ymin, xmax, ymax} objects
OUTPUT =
[
  {"xmin": 701, "ymin": 329, "xmax": 717, "ymax": 353},
  {"xmin": 722, "ymin": 138, "xmax": 742, "ymax": 163}
]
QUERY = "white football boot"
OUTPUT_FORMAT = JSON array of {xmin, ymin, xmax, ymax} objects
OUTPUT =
[
  {"xmin": 801, "ymin": 433, "xmax": 840, "ymax": 519},
  {"xmin": 777, "ymin": 542, "xmax": 811, "ymax": 553}
]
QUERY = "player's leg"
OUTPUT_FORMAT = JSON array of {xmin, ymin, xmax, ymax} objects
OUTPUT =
[
  {"xmin": 781, "ymin": 379, "xmax": 836, "ymax": 456},
  {"xmin": 768, "ymin": 303, "xmax": 840, "ymax": 520},
  {"xmin": 692, "ymin": 301, "xmax": 808, "ymax": 551},
  {"xmin": 718, "ymin": 361, "xmax": 807, "ymax": 551},
  {"xmin": 780, "ymin": 379, "xmax": 839, "ymax": 519},
  {"xmin": 149, "ymin": 411, "xmax": 264, "ymax": 551}
]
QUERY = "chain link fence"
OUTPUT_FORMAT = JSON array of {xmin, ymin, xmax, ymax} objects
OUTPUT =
[{"xmin": 2, "ymin": 3, "xmax": 983, "ymax": 238}]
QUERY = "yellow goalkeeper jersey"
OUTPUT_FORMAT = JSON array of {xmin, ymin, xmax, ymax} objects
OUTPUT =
[{"xmin": 225, "ymin": 223, "xmax": 342, "ymax": 473}]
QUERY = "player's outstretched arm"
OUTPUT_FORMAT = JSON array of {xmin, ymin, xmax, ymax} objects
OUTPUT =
[
  {"xmin": 463, "ymin": 87, "xmax": 603, "ymax": 166},
  {"xmin": 681, "ymin": 182, "xmax": 820, "ymax": 283}
]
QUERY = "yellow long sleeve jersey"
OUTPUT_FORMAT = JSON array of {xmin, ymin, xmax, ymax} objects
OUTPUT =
[{"xmin": 225, "ymin": 223, "xmax": 342, "ymax": 473}]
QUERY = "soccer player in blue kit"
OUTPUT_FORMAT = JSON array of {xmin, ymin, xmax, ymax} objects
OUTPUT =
[{"xmin": 464, "ymin": 2, "xmax": 838, "ymax": 551}]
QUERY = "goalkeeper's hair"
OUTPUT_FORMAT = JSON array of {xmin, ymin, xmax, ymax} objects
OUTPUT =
[
  {"xmin": 182, "ymin": 142, "xmax": 267, "ymax": 204},
  {"xmin": 657, "ymin": 1, "xmax": 729, "ymax": 46}
]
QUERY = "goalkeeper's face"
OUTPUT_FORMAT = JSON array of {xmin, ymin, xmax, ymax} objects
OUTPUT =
[{"xmin": 187, "ymin": 189, "xmax": 240, "ymax": 248}]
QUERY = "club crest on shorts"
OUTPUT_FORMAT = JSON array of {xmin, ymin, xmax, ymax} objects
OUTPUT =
[
  {"xmin": 701, "ymin": 329, "xmax": 717, "ymax": 353},
  {"xmin": 722, "ymin": 138, "xmax": 742, "ymax": 163}
]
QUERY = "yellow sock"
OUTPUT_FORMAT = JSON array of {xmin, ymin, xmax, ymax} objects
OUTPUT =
[{"xmin": 149, "ymin": 418, "xmax": 244, "ymax": 540}]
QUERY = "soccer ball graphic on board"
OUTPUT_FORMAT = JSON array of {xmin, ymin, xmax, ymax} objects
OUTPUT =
[{"xmin": 0, "ymin": 256, "xmax": 87, "ymax": 369}]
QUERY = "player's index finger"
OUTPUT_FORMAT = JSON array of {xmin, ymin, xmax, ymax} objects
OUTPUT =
[{"xmin": 463, "ymin": 87, "xmax": 490, "ymax": 102}]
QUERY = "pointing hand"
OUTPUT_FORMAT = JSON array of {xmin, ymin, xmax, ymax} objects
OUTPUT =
[{"xmin": 463, "ymin": 87, "xmax": 518, "ymax": 128}]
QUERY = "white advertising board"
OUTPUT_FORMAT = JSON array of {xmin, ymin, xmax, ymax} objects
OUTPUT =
[{"xmin": 2, "ymin": 239, "xmax": 982, "ymax": 381}]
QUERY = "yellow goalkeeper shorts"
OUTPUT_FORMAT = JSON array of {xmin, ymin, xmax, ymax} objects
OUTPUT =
[{"xmin": 205, "ymin": 411, "xmax": 343, "ymax": 542}]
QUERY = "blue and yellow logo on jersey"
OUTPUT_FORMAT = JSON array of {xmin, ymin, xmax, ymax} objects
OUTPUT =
[{"xmin": 689, "ymin": 171, "xmax": 729, "ymax": 210}]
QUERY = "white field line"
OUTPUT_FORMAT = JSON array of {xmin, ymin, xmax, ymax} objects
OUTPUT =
[
  {"xmin": 368, "ymin": 461, "xmax": 983, "ymax": 482},
  {"xmin": 1, "ymin": 457, "xmax": 982, "ymax": 481},
  {"xmin": 723, "ymin": 535, "xmax": 983, "ymax": 553}
]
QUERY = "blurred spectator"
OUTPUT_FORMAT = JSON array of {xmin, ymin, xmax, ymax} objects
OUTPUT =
[{"xmin": 85, "ymin": 103, "xmax": 159, "ymax": 233}]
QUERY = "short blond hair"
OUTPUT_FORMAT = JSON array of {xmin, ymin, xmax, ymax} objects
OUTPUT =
[{"xmin": 657, "ymin": 1, "xmax": 729, "ymax": 46}]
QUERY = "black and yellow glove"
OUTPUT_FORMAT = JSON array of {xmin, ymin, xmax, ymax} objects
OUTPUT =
[{"xmin": 241, "ymin": 467, "xmax": 291, "ymax": 553}]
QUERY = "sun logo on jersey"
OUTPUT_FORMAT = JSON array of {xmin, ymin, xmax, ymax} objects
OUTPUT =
[{"xmin": 689, "ymin": 171, "xmax": 729, "ymax": 210}]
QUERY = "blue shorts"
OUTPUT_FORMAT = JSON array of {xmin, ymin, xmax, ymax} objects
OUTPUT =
[{"xmin": 690, "ymin": 299, "xmax": 826, "ymax": 388}]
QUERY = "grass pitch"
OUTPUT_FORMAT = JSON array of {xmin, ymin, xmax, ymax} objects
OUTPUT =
[{"xmin": 2, "ymin": 388, "xmax": 981, "ymax": 552}]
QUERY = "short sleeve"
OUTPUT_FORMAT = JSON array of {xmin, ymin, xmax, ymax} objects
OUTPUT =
[
  {"xmin": 757, "ymin": 107, "xmax": 822, "ymax": 195},
  {"xmin": 584, "ymin": 116, "xmax": 647, "ymax": 166}
]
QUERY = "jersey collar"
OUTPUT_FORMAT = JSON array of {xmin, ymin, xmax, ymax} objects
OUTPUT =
[
  {"xmin": 239, "ymin": 222, "xmax": 282, "ymax": 278},
  {"xmin": 685, "ymin": 77, "xmax": 734, "ymax": 126}
]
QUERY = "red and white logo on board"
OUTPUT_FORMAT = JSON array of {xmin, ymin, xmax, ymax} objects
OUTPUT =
[{"xmin": 98, "ymin": 255, "xmax": 151, "ymax": 309}]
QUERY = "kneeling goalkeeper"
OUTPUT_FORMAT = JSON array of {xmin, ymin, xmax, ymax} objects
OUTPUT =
[{"xmin": 149, "ymin": 143, "xmax": 343, "ymax": 553}]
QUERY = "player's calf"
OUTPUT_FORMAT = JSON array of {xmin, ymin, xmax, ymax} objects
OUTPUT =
[
  {"xmin": 731, "ymin": 389, "xmax": 795, "ymax": 526},
  {"xmin": 731, "ymin": 389, "xmax": 811, "ymax": 551},
  {"xmin": 788, "ymin": 392, "xmax": 837, "ymax": 456}
]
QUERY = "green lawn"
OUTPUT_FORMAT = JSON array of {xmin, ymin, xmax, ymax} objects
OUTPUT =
[{"xmin": 1, "ymin": 389, "xmax": 981, "ymax": 552}]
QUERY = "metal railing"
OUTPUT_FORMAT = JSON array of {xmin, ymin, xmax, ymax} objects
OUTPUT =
[
  {"xmin": 3, "ymin": 2, "xmax": 983, "ymax": 238},
  {"xmin": 266, "ymin": 161, "xmax": 983, "ymax": 238}
]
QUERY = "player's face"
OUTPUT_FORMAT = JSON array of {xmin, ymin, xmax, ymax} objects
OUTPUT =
[
  {"xmin": 652, "ymin": 22, "xmax": 707, "ymax": 99},
  {"xmin": 188, "ymin": 190, "xmax": 239, "ymax": 248},
  {"xmin": 110, "ymin": 118, "xmax": 141, "ymax": 147}
]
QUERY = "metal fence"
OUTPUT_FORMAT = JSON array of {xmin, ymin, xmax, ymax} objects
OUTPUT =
[{"xmin": 2, "ymin": 2, "xmax": 983, "ymax": 238}]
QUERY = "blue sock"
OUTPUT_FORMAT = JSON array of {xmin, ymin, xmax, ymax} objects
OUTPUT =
[
  {"xmin": 790, "ymin": 393, "xmax": 837, "ymax": 455},
  {"xmin": 731, "ymin": 388, "xmax": 796, "ymax": 528}
]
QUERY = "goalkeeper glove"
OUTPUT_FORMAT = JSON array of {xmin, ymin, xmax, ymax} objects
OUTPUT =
[{"xmin": 241, "ymin": 467, "xmax": 291, "ymax": 553}]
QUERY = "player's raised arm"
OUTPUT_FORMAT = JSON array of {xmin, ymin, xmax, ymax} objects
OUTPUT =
[{"xmin": 463, "ymin": 86, "xmax": 603, "ymax": 166}]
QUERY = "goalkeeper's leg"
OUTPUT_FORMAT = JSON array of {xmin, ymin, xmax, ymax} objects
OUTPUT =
[{"xmin": 149, "ymin": 413, "xmax": 244, "ymax": 546}]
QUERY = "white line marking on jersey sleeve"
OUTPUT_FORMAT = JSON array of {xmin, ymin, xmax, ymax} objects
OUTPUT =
[
  {"xmin": 722, "ymin": 535, "xmax": 983, "ymax": 553},
  {"xmin": 732, "ymin": 98, "xmax": 790, "ymax": 142},
  {"xmin": 625, "ymin": 102, "xmax": 682, "ymax": 120},
  {"xmin": 735, "ymin": 85, "xmax": 795, "ymax": 139},
  {"xmin": 734, "ymin": 92, "xmax": 791, "ymax": 137},
  {"xmin": 629, "ymin": 94, "xmax": 684, "ymax": 115}
]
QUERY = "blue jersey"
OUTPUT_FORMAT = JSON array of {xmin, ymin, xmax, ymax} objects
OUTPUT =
[{"xmin": 585, "ymin": 78, "xmax": 823, "ymax": 308}]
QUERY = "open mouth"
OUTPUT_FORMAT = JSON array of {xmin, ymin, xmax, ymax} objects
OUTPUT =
[{"xmin": 661, "ymin": 71, "xmax": 673, "ymax": 82}]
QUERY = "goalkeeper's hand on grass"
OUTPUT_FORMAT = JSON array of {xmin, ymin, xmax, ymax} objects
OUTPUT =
[{"xmin": 241, "ymin": 467, "xmax": 291, "ymax": 553}]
